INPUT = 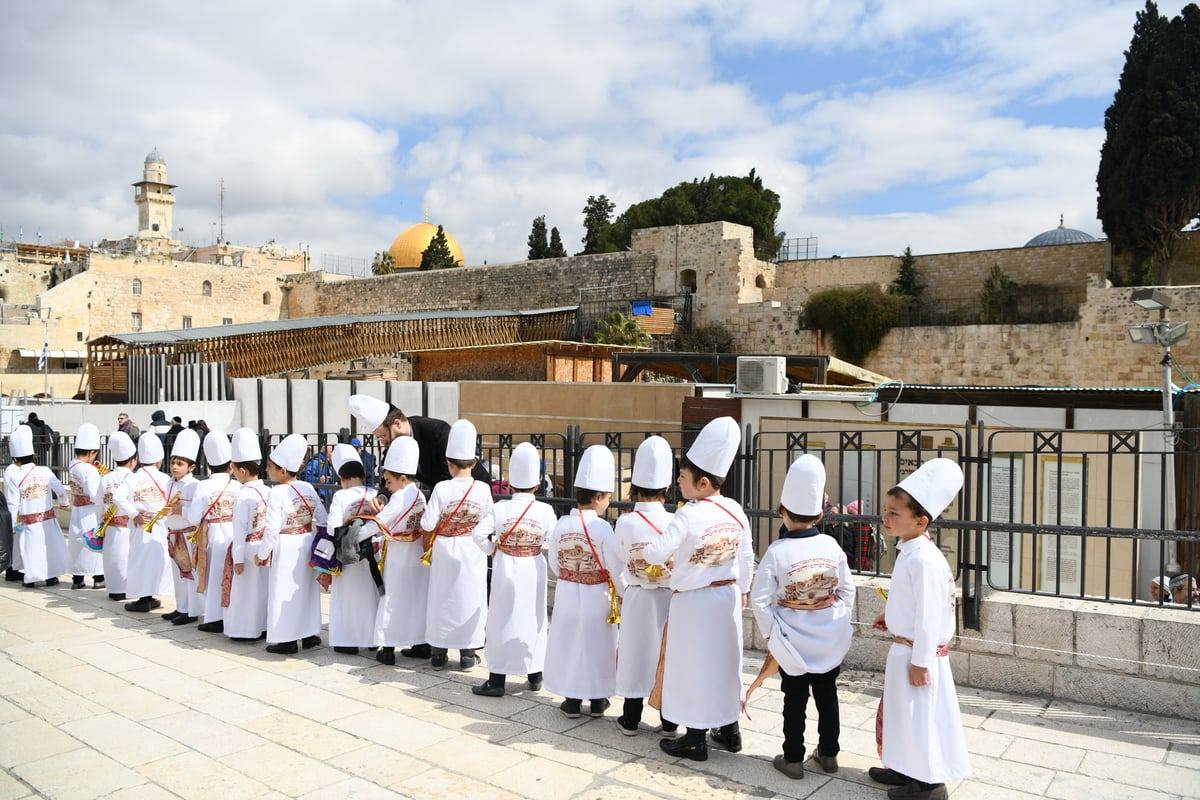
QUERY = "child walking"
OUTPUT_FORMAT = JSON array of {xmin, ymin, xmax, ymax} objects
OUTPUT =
[
  {"xmin": 870, "ymin": 458, "xmax": 971, "ymax": 800},
  {"xmin": 750, "ymin": 454, "xmax": 855, "ymax": 779},
  {"xmin": 372, "ymin": 437, "xmax": 428, "ymax": 666},
  {"xmin": 327, "ymin": 443, "xmax": 379, "ymax": 654}
]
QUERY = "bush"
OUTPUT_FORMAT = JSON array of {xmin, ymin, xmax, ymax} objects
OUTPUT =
[
  {"xmin": 805, "ymin": 286, "xmax": 901, "ymax": 364},
  {"xmin": 592, "ymin": 311, "xmax": 650, "ymax": 347},
  {"xmin": 680, "ymin": 323, "xmax": 734, "ymax": 353}
]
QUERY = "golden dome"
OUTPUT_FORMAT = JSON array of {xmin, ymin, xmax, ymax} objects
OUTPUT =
[{"xmin": 388, "ymin": 221, "xmax": 465, "ymax": 268}]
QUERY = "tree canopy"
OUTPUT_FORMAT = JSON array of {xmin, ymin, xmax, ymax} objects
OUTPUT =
[
  {"xmin": 371, "ymin": 250, "xmax": 397, "ymax": 276},
  {"xmin": 547, "ymin": 226, "xmax": 567, "ymax": 258},
  {"xmin": 527, "ymin": 215, "xmax": 549, "ymax": 260},
  {"xmin": 1097, "ymin": 1, "xmax": 1200, "ymax": 285},
  {"xmin": 419, "ymin": 225, "xmax": 461, "ymax": 270},
  {"xmin": 580, "ymin": 195, "xmax": 616, "ymax": 255}
]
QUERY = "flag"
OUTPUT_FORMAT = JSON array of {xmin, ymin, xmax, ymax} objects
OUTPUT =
[{"xmin": 37, "ymin": 333, "xmax": 48, "ymax": 370}]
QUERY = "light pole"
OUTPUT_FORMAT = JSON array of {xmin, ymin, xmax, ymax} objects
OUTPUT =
[{"xmin": 1127, "ymin": 288, "xmax": 1188, "ymax": 573}]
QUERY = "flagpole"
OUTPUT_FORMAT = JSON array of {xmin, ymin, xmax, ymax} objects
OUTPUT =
[{"xmin": 41, "ymin": 309, "xmax": 49, "ymax": 398}]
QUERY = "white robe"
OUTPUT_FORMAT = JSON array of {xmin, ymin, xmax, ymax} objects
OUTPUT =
[
  {"xmin": 256, "ymin": 480, "xmax": 327, "ymax": 643},
  {"xmin": 224, "ymin": 480, "xmax": 269, "ymax": 639},
  {"xmin": 99, "ymin": 466, "xmax": 137, "ymax": 594},
  {"xmin": 185, "ymin": 472, "xmax": 240, "ymax": 623},
  {"xmin": 751, "ymin": 530, "xmax": 855, "ymax": 676},
  {"xmin": 472, "ymin": 493, "xmax": 557, "ymax": 676},
  {"xmin": 4, "ymin": 464, "xmax": 25, "ymax": 572},
  {"xmin": 544, "ymin": 509, "xmax": 624, "ymax": 700},
  {"xmin": 166, "ymin": 475, "xmax": 200, "ymax": 615},
  {"xmin": 642, "ymin": 495, "xmax": 754, "ymax": 730},
  {"xmin": 67, "ymin": 460, "xmax": 105, "ymax": 576},
  {"xmin": 419, "ymin": 477, "xmax": 491, "ymax": 650},
  {"xmin": 9, "ymin": 463, "xmax": 68, "ymax": 583},
  {"xmin": 613, "ymin": 502, "xmax": 675, "ymax": 698},
  {"xmin": 881, "ymin": 536, "xmax": 972, "ymax": 784},
  {"xmin": 327, "ymin": 485, "xmax": 379, "ymax": 647},
  {"xmin": 119, "ymin": 467, "xmax": 173, "ymax": 599},
  {"xmin": 373, "ymin": 484, "xmax": 428, "ymax": 648}
]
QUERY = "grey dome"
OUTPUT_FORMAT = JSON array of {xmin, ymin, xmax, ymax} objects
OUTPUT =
[
  {"xmin": 1025, "ymin": 216, "xmax": 1096, "ymax": 247},
  {"xmin": 145, "ymin": 148, "xmax": 165, "ymax": 165}
]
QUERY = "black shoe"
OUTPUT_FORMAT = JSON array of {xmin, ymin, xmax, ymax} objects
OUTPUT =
[
  {"xmin": 92, "ymin": 576, "xmax": 105, "ymax": 589},
  {"xmin": 869, "ymin": 767, "xmax": 911, "ymax": 787},
  {"xmin": 266, "ymin": 641, "xmax": 298, "ymax": 655},
  {"xmin": 430, "ymin": 652, "xmax": 448, "ymax": 670},
  {"xmin": 472, "ymin": 680, "xmax": 505, "ymax": 697},
  {"xmin": 773, "ymin": 754, "xmax": 804, "ymax": 779},
  {"xmin": 376, "ymin": 647, "xmax": 396, "ymax": 665},
  {"xmin": 72, "ymin": 576, "xmax": 86, "ymax": 589},
  {"xmin": 108, "ymin": 593, "xmax": 126, "ymax": 601},
  {"xmin": 616, "ymin": 715, "xmax": 639, "ymax": 736},
  {"xmin": 888, "ymin": 783, "xmax": 947, "ymax": 800},
  {"xmin": 197, "ymin": 621, "xmax": 224, "ymax": 633},
  {"xmin": 172, "ymin": 615, "xmax": 198, "ymax": 626},
  {"xmin": 660, "ymin": 734, "xmax": 707, "ymax": 761},
  {"xmin": 44, "ymin": 577, "xmax": 60, "ymax": 586},
  {"xmin": 161, "ymin": 610, "xmax": 181, "ymax": 621},
  {"xmin": 526, "ymin": 673, "xmax": 543, "ymax": 692},
  {"xmin": 400, "ymin": 643, "xmax": 432, "ymax": 659},
  {"xmin": 460, "ymin": 652, "xmax": 479, "ymax": 670},
  {"xmin": 4, "ymin": 568, "xmax": 23, "ymax": 582},
  {"xmin": 709, "ymin": 723, "xmax": 742, "ymax": 753},
  {"xmin": 302, "ymin": 635, "xmax": 321, "ymax": 649},
  {"xmin": 334, "ymin": 646, "xmax": 359, "ymax": 654},
  {"xmin": 560, "ymin": 699, "xmax": 582, "ymax": 718},
  {"xmin": 125, "ymin": 597, "xmax": 161, "ymax": 612},
  {"xmin": 589, "ymin": 698, "xmax": 610, "ymax": 717},
  {"xmin": 812, "ymin": 746, "xmax": 838, "ymax": 773},
  {"xmin": 231, "ymin": 636, "xmax": 261, "ymax": 643}
]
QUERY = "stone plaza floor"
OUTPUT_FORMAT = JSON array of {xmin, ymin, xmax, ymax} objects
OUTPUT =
[{"xmin": 0, "ymin": 582, "xmax": 1196, "ymax": 800}]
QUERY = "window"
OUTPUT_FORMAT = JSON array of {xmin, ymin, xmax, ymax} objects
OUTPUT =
[
  {"xmin": 222, "ymin": 318, "xmax": 232, "ymax": 326},
  {"xmin": 182, "ymin": 316, "xmax": 192, "ymax": 329},
  {"xmin": 202, "ymin": 280, "xmax": 212, "ymax": 297},
  {"xmin": 131, "ymin": 312, "xmax": 142, "ymax": 331},
  {"xmin": 262, "ymin": 291, "xmax": 271, "ymax": 305},
  {"xmin": 132, "ymin": 278, "xmax": 141, "ymax": 295},
  {"xmin": 76, "ymin": 331, "xmax": 83, "ymax": 341}
]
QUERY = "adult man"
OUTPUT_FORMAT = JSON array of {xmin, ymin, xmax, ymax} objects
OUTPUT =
[
  {"xmin": 1150, "ymin": 575, "xmax": 1172, "ymax": 603},
  {"xmin": 149, "ymin": 410, "xmax": 172, "ymax": 445},
  {"xmin": 117, "ymin": 412, "xmax": 140, "ymax": 442},
  {"xmin": 1170, "ymin": 574, "xmax": 1198, "ymax": 607},
  {"xmin": 351, "ymin": 437, "xmax": 375, "ymax": 487},
  {"xmin": 165, "ymin": 417, "xmax": 186, "ymax": 455}
]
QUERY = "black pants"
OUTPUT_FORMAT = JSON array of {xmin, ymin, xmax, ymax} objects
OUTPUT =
[{"xmin": 780, "ymin": 665, "xmax": 840, "ymax": 763}]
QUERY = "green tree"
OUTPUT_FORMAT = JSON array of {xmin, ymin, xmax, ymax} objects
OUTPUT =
[
  {"xmin": 679, "ymin": 323, "xmax": 734, "ymax": 353},
  {"xmin": 371, "ymin": 250, "xmax": 397, "ymax": 276},
  {"xmin": 979, "ymin": 264, "xmax": 1019, "ymax": 323},
  {"xmin": 547, "ymin": 226, "xmax": 567, "ymax": 258},
  {"xmin": 805, "ymin": 286, "xmax": 901, "ymax": 364},
  {"xmin": 527, "ymin": 215, "xmax": 549, "ymax": 260},
  {"xmin": 419, "ymin": 225, "xmax": 460, "ymax": 270},
  {"xmin": 890, "ymin": 246, "xmax": 924, "ymax": 300},
  {"xmin": 1097, "ymin": 1, "xmax": 1200, "ymax": 285},
  {"xmin": 592, "ymin": 310, "xmax": 650, "ymax": 347},
  {"xmin": 580, "ymin": 195, "xmax": 616, "ymax": 255}
]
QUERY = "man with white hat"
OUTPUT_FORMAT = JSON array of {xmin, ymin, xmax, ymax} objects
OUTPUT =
[
  {"xmin": 99, "ymin": 430, "xmax": 139, "ymax": 600},
  {"xmin": 5, "ymin": 424, "xmax": 69, "ymax": 587},
  {"xmin": 326, "ymin": 442, "xmax": 379, "ymax": 654},
  {"xmin": 869, "ymin": 458, "xmax": 971, "ymax": 800},
  {"xmin": 224, "ymin": 428, "xmax": 270, "ymax": 642},
  {"xmin": 418, "ymin": 419, "xmax": 493, "ymax": 670},
  {"xmin": 470, "ymin": 441, "xmax": 559, "ymax": 697},
  {"xmin": 119, "ymin": 432, "xmax": 174, "ymax": 612},
  {"xmin": 613, "ymin": 435, "xmax": 679, "ymax": 735},
  {"xmin": 1149, "ymin": 574, "xmax": 1172, "ymax": 604},
  {"xmin": 162, "ymin": 429, "xmax": 202, "ymax": 625},
  {"xmin": 185, "ymin": 431, "xmax": 240, "ymax": 633},
  {"xmin": 642, "ymin": 416, "xmax": 754, "ymax": 761},
  {"xmin": 67, "ymin": 423, "xmax": 107, "ymax": 589},
  {"xmin": 751, "ymin": 454, "xmax": 855, "ymax": 779},
  {"xmin": 372, "ymin": 436, "xmax": 429, "ymax": 666}
]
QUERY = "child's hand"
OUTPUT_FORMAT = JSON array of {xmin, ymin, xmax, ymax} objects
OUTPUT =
[
  {"xmin": 871, "ymin": 612, "xmax": 888, "ymax": 631},
  {"xmin": 234, "ymin": 562, "xmax": 244, "ymax": 575},
  {"xmin": 369, "ymin": 496, "xmax": 385, "ymax": 514},
  {"xmin": 908, "ymin": 664, "xmax": 930, "ymax": 687}
]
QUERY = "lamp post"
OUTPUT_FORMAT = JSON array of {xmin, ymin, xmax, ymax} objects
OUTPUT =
[{"xmin": 1127, "ymin": 288, "xmax": 1187, "ymax": 573}]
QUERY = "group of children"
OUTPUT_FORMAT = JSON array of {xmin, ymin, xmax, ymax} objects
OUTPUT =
[{"xmin": 2, "ymin": 403, "xmax": 970, "ymax": 800}]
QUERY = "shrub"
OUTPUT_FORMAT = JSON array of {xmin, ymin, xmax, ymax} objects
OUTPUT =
[
  {"xmin": 680, "ymin": 323, "xmax": 734, "ymax": 353},
  {"xmin": 805, "ymin": 286, "xmax": 901, "ymax": 364}
]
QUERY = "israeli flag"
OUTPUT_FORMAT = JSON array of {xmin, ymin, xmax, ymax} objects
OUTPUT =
[{"xmin": 37, "ymin": 333, "xmax": 48, "ymax": 370}]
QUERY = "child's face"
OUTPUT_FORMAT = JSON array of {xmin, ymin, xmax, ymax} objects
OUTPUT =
[
  {"xmin": 169, "ymin": 457, "xmax": 194, "ymax": 480},
  {"xmin": 383, "ymin": 471, "xmax": 406, "ymax": 494},
  {"xmin": 883, "ymin": 493, "xmax": 928, "ymax": 541},
  {"xmin": 266, "ymin": 460, "xmax": 286, "ymax": 483},
  {"xmin": 677, "ymin": 466, "xmax": 710, "ymax": 501},
  {"xmin": 592, "ymin": 492, "xmax": 612, "ymax": 516}
]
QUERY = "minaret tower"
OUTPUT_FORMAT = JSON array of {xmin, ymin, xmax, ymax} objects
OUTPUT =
[{"xmin": 133, "ymin": 148, "xmax": 177, "ymax": 240}]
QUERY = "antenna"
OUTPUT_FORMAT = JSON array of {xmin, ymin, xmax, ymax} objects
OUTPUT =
[{"xmin": 219, "ymin": 177, "xmax": 225, "ymax": 243}]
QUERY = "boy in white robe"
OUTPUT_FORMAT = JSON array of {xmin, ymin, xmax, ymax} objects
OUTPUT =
[
  {"xmin": 121, "ymin": 433, "xmax": 173, "ymax": 611},
  {"xmin": 372, "ymin": 437, "xmax": 428, "ymax": 665},
  {"xmin": 186, "ymin": 431, "xmax": 240, "ymax": 633},
  {"xmin": 869, "ymin": 459, "xmax": 971, "ymax": 800},
  {"xmin": 99, "ymin": 431, "xmax": 139, "ymax": 600},
  {"xmin": 751, "ymin": 454, "xmax": 855, "ymax": 779},
  {"xmin": 471, "ymin": 442, "xmax": 557, "ymax": 697},
  {"xmin": 67, "ymin": 423, "xmax": 106, "ymax": 589},
  {"xmin": 224, "ymin": 429, "xmax": 270, "ymax": 642},
  {"xmin": 327, "ymin": 443, "xmax": 379, "ymax": 654},
  {"xmin": 6, "ymin": 425, "xmax": 69, "ymax": 587},
  {"xmin": 162, "ymin": 429, "xmax": 201, "ymax": 625}
]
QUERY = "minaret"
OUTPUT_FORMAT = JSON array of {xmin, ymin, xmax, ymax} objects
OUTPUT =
[{"xmin": 133, "ymin": 148, "xmax": 177, "ymax": 240}]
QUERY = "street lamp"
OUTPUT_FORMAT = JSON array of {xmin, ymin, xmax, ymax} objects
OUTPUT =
[{"xmin": 1127, "ymin": 288, "xmax": 1186, "ymax": 573}]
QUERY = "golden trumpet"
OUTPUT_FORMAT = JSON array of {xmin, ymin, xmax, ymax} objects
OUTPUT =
[
  {"xmin": 644, "ymin": 563, "xmax": 665, "ymax": 580},
  {"xmin": 143, "ymin": 493, "xmax": 179, "ymax": 532},
  {"xmin": 96, "ymin": 463, "xmax": 111, "ymax": 476},
  {"xmin": 606, "ymin": 577, "xmax": 621, "ymax": 625},
  {"xmin": 419, "ymin": 543, "xmax": 434, "ymax": 566},
  {"xmin": 95, "ymin": 505, "xmax": 118, "ymax": 539}
]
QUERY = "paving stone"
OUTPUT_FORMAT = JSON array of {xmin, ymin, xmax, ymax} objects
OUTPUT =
[
  {"xmin": 242, "ymin": 711, "xmax": 366, "ymax": 758},
  {"xmin": 0, "ymin": 769, "xmax": 34, "ymax": 800},
  {"xmin": 969, "ymin": 752, "xmax": 1056, "ymax": 795},
  {"xmin": 500, "ymin": 726, "xmax": 635, "ymax": 774},
  {"xmin": 393, "ymin": 766, "xmax": 524, "ymax": 800},
  {"xmin": 61, "ymin": 711, "xmax": 190, "ymax": 767},
  {"xmin": 7, "ymin": 683, "xmax": 106, "ymax": 726},
  {"xmin": 144, "ymin": 709, "xmax": 267, "ymax": 758},
  {"xmin": 297, "ymin": 777, "xmax": 410, "ymax": 799},
  {"xmin": 1046, "ymin": 771, "xmax": 1176, "ymax": 800},
  {"xmin": 489, "ymin": 757, "xmax": 597, "ymax": 800},
  {"xmin": 16, "ymin": 746, "xmax": 145, "ymax": 797},
  {"xmin": 220, "ymin": 742, "xmax": 349, "ymax": 796},
  {"xmin": 327, "ymin": 743, "xmax": 429, "ymax": 788},
  {"xmin": 83, "ymin": 683, "xmax": 187, "ymax": 721},
  {"xmin": 1078, "ymin": 750, "xmax": 1200, "ymax": 797},
  {"xmin": 137, "ymin": 751, "xmax": 273, "ymax": 800},
  {"xmin": 333, "ymin": 707, "xmax": 459, "ymax": 751},
  {"xmin": 413, "ymin": 732, "xmax": 531, "ymax": 779},
  {"xmin": 258, "ymin": 682, "xmax": 373, "ymax": 723}
]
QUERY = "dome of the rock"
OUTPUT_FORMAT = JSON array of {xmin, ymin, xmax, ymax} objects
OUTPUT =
[{"xmin": 388, "ymin": 221, "xmax": 465, "ymax": 268}]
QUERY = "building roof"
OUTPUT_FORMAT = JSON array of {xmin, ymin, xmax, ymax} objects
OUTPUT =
[
  {"xmin": 1024, "ymin": 217, "xmax": 1098, "ymax": 247},
  {"xmin": 388, "ymin": 221, "xmax": 465, "ymax": 268}
]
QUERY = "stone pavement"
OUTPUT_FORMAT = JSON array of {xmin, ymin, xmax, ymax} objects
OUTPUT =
[{"xmin": 0, "ymin": 584, "xmax": 1197, "ymax": 800}]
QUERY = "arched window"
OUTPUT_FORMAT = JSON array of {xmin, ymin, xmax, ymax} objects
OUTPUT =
[
  {"xmin": 262, "ymin": 291, "xmax": 271, "ymax": 305},
  {"xmin": 202, "ymin": 280, "xmax": 212, "ymax": 297},
  {"xmin": 679, "ymin": 269, "xmax": 697, "ymax": 294},
  {"xmin": 132, "ymin": 278, "xmax": 142, "ymax": 295}
]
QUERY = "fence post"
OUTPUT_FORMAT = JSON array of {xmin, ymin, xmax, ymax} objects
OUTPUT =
[
  {"xmin": 564, "ymin": 424, "xmax": 581, "ymax": 491},
  {"xmin": 959, "ymin": 421, "xmax": 984, "ymax": 630}
]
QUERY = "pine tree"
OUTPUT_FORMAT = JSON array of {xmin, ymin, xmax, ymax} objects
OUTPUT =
[
  {"xmin": 527, "ymin": 215, "xmax": 549, "ymax": 260},
  {"xmin": 890, "ymin": 246, "xmax": 924, "ymax": 299},
  {"xmin": 580, "ymin": 195, "xmax": 616, "ymax": 254},
  {"xmin": 371, "ymin": 250, "xmax": 396, "ymax": 275},
  {"xmin": 547, "ymin": 227, "xmax": 567, "ymax": 258},
  {"xmin": 419, "ymin": 226, "xmax": 460, "ymax": 270}
]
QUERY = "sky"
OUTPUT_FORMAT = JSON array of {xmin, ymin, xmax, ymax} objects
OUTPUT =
[{"xmin": 0, "ymin": 0, "xmax": 1186, "ymax": 274}]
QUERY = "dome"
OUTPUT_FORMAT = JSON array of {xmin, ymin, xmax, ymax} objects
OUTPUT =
[
  {"xmin": 1024, "ymin": 216, "xmax": 1097, "ymax": 247},
  {"xmin": 388, "ymin": 220, "xmax": 465, "ymax": 268},
  {"xmin": 145, "ymin": 147, "xmax": 165, "ymax": 165}
]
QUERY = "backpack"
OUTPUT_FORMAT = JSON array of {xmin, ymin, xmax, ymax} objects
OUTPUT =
[{"xmin": 309, "ymin": 524, "xmax": 339, "ymax": 575}]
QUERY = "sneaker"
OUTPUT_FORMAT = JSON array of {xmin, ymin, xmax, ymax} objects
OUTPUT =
[
  {"xmin": 589, "ymin": 698, "xmax": 610, "ymax": 717},
  {"xmin": 471, "ymin": 681, "xmax": 504, "ymax": 697},
  {"xmin": 888, "ymin": 784, "xmax": 947, "ymax": 800},
  {"xmin": 868, "ymin": 767, "xmax": 910, "ymax": 787},
  {"xmin": 616, "ymin": 715, "xmax": 639, "ymax": 736},
  {"xmin": 301, "ymin": 635, "xmax": 322, "ymax": 649},
  {"xmin": 812, "ymin": 747, "xmax": 838, "ymax": 773},
  {"xmin": 431, "ymin": 653, "xmax": 448, "ymax": 670},
  {"xmin": 460, "ymin": 653, "xmax": 479, "ymax": 670},
  {"xmin": 773, "ymin": 754, "xmax": 804, "ymax": 779},
  {"xmin": 92, "ymin": 577, "xmax": 105, "ymax": 589},
  {"xmin": 709, "ymin": 724, "xmax": 742, "ymax": 753},
  {"xmin": 560, "ymin": 699, "xmax": 582, "ymax": 718},
  {"xmin": 71, "ymin": 577, "xmax": 86, "ymax": 590}
]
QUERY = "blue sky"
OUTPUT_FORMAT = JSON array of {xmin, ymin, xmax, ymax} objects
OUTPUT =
[{"xmin": 0, "ymin": 0, "xmax": 1188, "ymax": 271}]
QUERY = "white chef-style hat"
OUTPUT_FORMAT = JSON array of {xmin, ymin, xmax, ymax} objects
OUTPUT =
[
  {"xmin": 138, "ymin": 431, "xmax": 164, "ymax": 464},
  {"xmin": 632, "ymin": 435, "xmax": 673, "ymax": 490},
  {"xmin": 508, "ymin": 442, "xmax": 540, "ymax": 489},
  {"xmin": 203, "ymin": 430, "xmax": 231, "ymax": 466},
  {"xmin": 108, "ymin": 431, "xmax": 137, "ymax": 463},
  {"xmin": 9, "ymin": 425, "xmax": 33, "ymax": 458},
  {"xmin": 780, "ymin": 453, "xmax": 825, "ymax": 516},
  {"xmin": 574, "ymin": 445, "xmax": 615, "ymax": 492},
  {"xmin": 75, "ymin": 423, "xmax": 101, "ymax": 451},
  {"xmin": 171, "ymin": 428, "xmax": 200, "ymax": 462},
  {"xmin": 348, "ymin": 394, "xmax": 391, "ymax": 431},
  {"xmin": 686, "ymin": 416, "xmax": 740, "ymax": 477},
  {"xmin": 331, "ymin": 443, "xmax": 361, "ymax": 473},
  {"xmin": 384, "ymin": 436, "xmax": 419, "ymax": 475},
  {"xmin": 270, "ymin": 433, "xmax": 308, "ymax": 473},
  {"xmin": 895, "ymin": 458, "xmax": 963, "ymax": 520},
  {"xmin": 231, "ymin": 428, "xmax": 261, "ymax": 463},
  {"xmin": 446, "ymin": 419, "xmax": 477, "ymax": 461}
]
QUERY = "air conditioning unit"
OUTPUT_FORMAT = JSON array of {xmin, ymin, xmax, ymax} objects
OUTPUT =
[{"xmin": 736, "ymin": 356, "xmax": 788, "ymax": 394}]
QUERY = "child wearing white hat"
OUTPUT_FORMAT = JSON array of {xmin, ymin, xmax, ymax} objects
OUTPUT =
[
  {"xmin": 99, "ymin": 431, "xmax": 139, "ymax": 600},
  {"xmin": 869, "ymin": 458, "xmax": 971, "ymax": 800},
  {"xmin": 326, "ymin": 443, "xmax": 379, "ymax": 654},
  {"xmin": 372, "ymin": 436, "xmax": 429, "ymax": 666},
  {"xmin": 185, "ymin": 431, "xmax": 240, "ymax": 633},
  {"xmin": 750, "ymin": 454, "xmax": 855, "ymax": 779},
  {"xmin": 67, "ymin": 423, "xmax": 106, "ymax": 589},
  {"xmin": 119, "ymin": 433, "xmax": 174, "ymax": 611},
  {"xmin": 613, "ymin": 436, "xmax": 679, "ymax": 735},
  {"xmin": 255, "ymin": 434, "xmax": 329, "ymax": 655},
  {"xmin": 470, "ymin": 441, "xmax": 559, "ymax": 697},
  {"xmin": 544, "ymin": 444, "xmax": 625, "ymax": 718},
  {"xmin": 418, "ymin": 419, "xmax": 493, "ymax": 669},
  {"xmin": 162, "ymin": 429, "xmax": 202, "ymax": 625},
  {"xmin": 642, "ymin": 416, "xmax": 754, "ymax": 761},
  {"xmin": 224, "ymin": 429, "xmax": 270, "ymax": 642},
  {"xmin": 5, "ymin": 424, "xmax": 69, "ymax": 587}
]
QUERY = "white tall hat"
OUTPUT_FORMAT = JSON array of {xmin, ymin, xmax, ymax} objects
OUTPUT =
[
  {"xmin": 348, "ymin": 394, "xmax": 390, "ymax": 431},
  {"xmin": 203, "ymin": 430, "xmax": 231, "ymax": 466},
  {"xmin": 75, "ymin": 423, "xmax": 101, "ymax": 451},
  {"xmin": 686, "ymin": 416, "xmax": 740, "ymax": 477},
  {"xmin": 331, "ymin": 443, "xmax": 361, "ymax": 473},
  {"xmin": 384, "ymin": 436, "xmax": 419, "ymax": 475},
  {"xmin": 574, "ymin": 444, "xmax": 615, "ymax": 492},
  {"xmin": 632, "ymin": 435, "xmax": 673, "ymax": 489},
  {"xmin": 270, "ymin": 433, "xmax": 308, "ymax": 473},
  {"xmin": 171, "ymin": 428, "xmax": 200, "ymax": 462},
  {"xmin": 780, "ymin": 453, "xmax": 825, "ymax": 516},
  {"xmin": 895, "ymin": 458, "xmax": 963, "ymax": 520},
  {"xmin": 108, "ymin": 430, "xmax": 136, "ymax": 463},
  {"xmin": 446, "ymin": 419, "xmax": 477, "ymax": 460},
  {"xmin": 138, "ymin": 431, "xmax": 164, "ymax": 464},
  {"xmin": 231, "ymin": 428, "xmax": 261, "ymax": 463},
  {"xmin": 508, "ymin": 442, "xmax": 540, "ymax": 489},
  {"xmin": 9, "ymin": 425, "xmax": 33, "ymax": 458}
]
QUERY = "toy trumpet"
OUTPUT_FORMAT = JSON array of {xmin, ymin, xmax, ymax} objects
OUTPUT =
[{"xmin": 143, "ymin": 493, "xmax": 179, "ymax": 532}]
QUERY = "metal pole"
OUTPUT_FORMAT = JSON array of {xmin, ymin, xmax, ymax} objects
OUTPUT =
[
  {"xmin": 42, "ymin": 314, "xmax": 48, "ymax": 397},
  {"xmin": 1160, "ymin": 309, "xmax": 1181, "ymax": 572}
]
